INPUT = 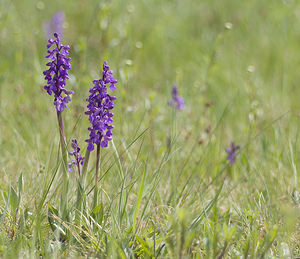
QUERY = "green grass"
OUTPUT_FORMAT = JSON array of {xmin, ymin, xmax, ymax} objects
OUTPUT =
[{"xmin": 1, "ymin": 0, "xmax": 300, "ymax": 257}]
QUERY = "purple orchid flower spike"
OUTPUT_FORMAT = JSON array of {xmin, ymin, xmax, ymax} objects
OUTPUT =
[
  {"xmin": 226, "ymin": 141, "xmax": 240, "ymax": 164},
  {"xmin": 168, "ymin": 85, "xmax": 185, "ymax": 110},
  {"xmin": 68, "ymin": 139, "xmax": 84, "ymax": 176},
  {"xmin": 43, "ymin": 33, "xmax": 72, "ymax": 214},
  {"xmin": 43, "ymin": 33, "xmax": 73, "ymax": 112},
  {"xmin": 85, "ymin": 61, "xmax": 118, "ymax": 151},
  {"xmin": 43, "ymin": 11, "xmax": 65, "ymax": 40}
]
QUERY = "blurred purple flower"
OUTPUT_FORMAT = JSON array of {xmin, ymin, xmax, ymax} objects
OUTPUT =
[
  {"xmin": 226, "ymin": 142, "xmax": 240, "ymax": 163},
  {"xmin": 68, "ymin": 139, "xmax": 84, "ymax": 175},
  {"xmin": 43, "ymin": 33, "xmax": 73, "ymax": 112},
  {"xmin": 85, "ymin": 61, "xmax": 118, "ymax": 151},
  {"xmin": 43, "ymin": 12, "xmax": 65, "ymax": 40},
  {"xmin": 168, "ymin": 85, "xmax": 185, "ymax": 110}
]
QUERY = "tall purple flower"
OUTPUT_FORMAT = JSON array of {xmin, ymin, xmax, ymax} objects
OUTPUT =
[
  {"xmin": 43, "ymin": 12, "xmax": 65, "ymax": 40},
  {"xmin": 168, "ymin": 85, "xmax": 185, "ymax": 110},
  {"xmin": 226, "ymin": 142, "xmax": 240, "ymax": 164},
  {"xmin": 43, "ymin": 33, "xmax": 73, "ymax": 112},
  {"xmin": 68, "ymin": 139, "xmax": 84, "ymax": 175},
  {"xmin": 85, "ymin": 61, "xmax": 118, "ymax": 151}
]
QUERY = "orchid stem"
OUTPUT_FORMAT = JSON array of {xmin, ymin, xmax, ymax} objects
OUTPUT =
[
  {"xmin": 57, "ymin": 111, "xmax": 68, "ymax": 168},
  {"xmin": 57, "ymin": 110, "xmax": 68, "ymax": 218},
  {"xmin": 93, "ymin": 144, "xmax": 101, "ymax": 208}
]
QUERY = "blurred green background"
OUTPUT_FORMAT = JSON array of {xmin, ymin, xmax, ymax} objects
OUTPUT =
[{"xmin": 1, "ymin": 0, "xmax": 300, "ymax": 257}]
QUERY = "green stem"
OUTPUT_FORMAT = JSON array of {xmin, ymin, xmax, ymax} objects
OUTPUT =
[
  {"xmin": 57, "ymin": 111, "xmax": 67, "ymax": 167},
  {"xmin": 93, "ymin": 144, "xmax": 101, "ymax": 209},
  {"xmin": 57, "ymin": 111, "xmax": 68, "ymax": 218}
]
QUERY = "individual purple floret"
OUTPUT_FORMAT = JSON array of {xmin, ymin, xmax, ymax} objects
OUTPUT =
[
  {"xmin": 226, "ymin": 142, "xmax": 240, "ymax": 164},
  {"xmin": 43, "ymin": 12, "xmax": 65, "ymax": 40},
  {"xmin": 68, "ymin": 139, "xmax": 84, "ymax": 175},
  {"xmin": 168, "ymin": 85, "xmax": 185, "ymax": 110},
  {"xmin": 43, "ymin": 33, "xmax": 73, "ymax": 112},
  {"xmin": 85, "ymin": 61, "xmax": 118, "ymax": 151}
]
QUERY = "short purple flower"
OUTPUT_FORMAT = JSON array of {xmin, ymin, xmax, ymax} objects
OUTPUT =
[
  {"xmin": 226, "ymin": 142, "xmax": 240, "ymax": 164},
  {"xmin": 168, "ymin": 85, "xmax": 185, "ymax": 110},
  {"xmin": 68, "ymin": 139, "xmax": 84, "ymax": 174},
  {"xmin": 43, "ymin": 33, "xmax": 73, "ymax": 112},
  {"xmin": 43, "ymin": 12, "xmax": 65, "ymax": 40},
  {"xmin": 85, "ymin": 61, "xmax": 118, "ymax": 151}
]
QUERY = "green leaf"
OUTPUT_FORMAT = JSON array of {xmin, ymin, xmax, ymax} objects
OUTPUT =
[
  {"xmin": 47, "ymin": 203, "xmax": 59, "ymax": 233},
  {"xmin": 92, "ymin": 203, "xmax": 103, "ymax": 215},
  {"xmin": 10, "ymin": 186, "xmax": 19, "ymax": 213},
  {"xmin": 18, "ymin": 173, "xmax": 23, "ymax": 196}
]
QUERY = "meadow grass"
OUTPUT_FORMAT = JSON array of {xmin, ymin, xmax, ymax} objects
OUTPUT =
[{"xmin": 1, "ymin": 0, "xmax": 300, "ymax": 257}]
